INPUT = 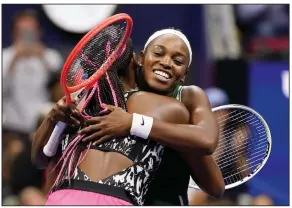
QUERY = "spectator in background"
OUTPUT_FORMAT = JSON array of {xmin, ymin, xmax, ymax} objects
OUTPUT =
[
  {"xmin": 236, "ymin": 5, "xmax": 289, "ymax": 38},
  {"xmin": 19, "ymin": 187, "xmax": 46, "ymax": 206},
  {"xmin": 3, "ymin": 9, "xmax": 63, "ymax": 134},
  {"xmin": 2, "ymin": 104, "xmax": 54, "ymax": 205},
  {"xmin": 252, "ymin": 194, "xmax": 274, "ymax": 205},
  {"xmin": 204, "ymin": 87, "xmax": 229, "ymax": 108},
  {"xmin": 235, "ymin": 4, "xmax": 289, "ymax": 58},
  {"xmin": 2, "ymin": 133, "xmax": 24, "ymax": 205},
  {"xmin": 2, "ymin": 133, "xmax": 25, "ymax": 186}
]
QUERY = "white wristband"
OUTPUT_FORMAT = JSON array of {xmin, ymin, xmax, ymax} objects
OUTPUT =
[{"xmin": 130, "ymin": 113, "xmax": 153, "ymax": 139}]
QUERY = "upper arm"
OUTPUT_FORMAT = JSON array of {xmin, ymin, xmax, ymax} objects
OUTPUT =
[
  {"xmin": 127, "ymin": 91, "xmax": 190, "ymax": 124},
  {"xmin": 180, "ymin": 87, "xmax": 224, "ymax": 196},
  {"xmin": 183, "ymin": 86, "xmax": 219, "ymax": 146}
]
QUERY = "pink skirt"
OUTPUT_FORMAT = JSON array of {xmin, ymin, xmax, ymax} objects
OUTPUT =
[{"xmin": 46, "ymin": 189, "xmax": 133, "ymax": 205}]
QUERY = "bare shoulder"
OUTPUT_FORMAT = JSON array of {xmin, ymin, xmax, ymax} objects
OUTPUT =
[
  {"xmin": 182, "ymin": 85, "xmax": 207, "ymax": 98},
  {"xmin": 129, "ymin": 91, "xmax": 178, "ymax": 103},
  {"xmin": 181, "ymin": 85, "xmax": 211, "ymax": 110},
  {"xmin": 128, "ymin": 91, "xmax": 185, "ymax": 111},
  {"xmin": 127, "ymin": 91, "xmax": 189, "ymax": 123}
]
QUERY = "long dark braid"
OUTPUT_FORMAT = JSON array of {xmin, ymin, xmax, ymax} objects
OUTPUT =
[{"xmin": 51, "ymin": 27, "xmax": 133, "ymax": 191}]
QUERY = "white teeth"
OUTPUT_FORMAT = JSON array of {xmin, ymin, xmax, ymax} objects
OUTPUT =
[{"xmin": 154, "ymin": 70, "xmax": 170, "ymax": 79}]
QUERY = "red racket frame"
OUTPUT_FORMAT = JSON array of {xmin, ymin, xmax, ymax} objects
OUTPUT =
[{"xmin": 60, "ymin": 13, "xmax": 133, "ymax": 104}]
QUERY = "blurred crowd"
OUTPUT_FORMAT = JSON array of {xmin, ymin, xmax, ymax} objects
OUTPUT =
[
  {"xmin": 235, "ymin": 4, "xmax": 289, "ymax": 60},
  {"xmin": 2, "ymin": 10, "xmax": 64, "ymax": 205},
  {"xmin": 2, "ymin": 5, "xmax": 287, "ymax": 205}
]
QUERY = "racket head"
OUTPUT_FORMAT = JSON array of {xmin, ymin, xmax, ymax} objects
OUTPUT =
[
  {"xmin": 189, "ymin": 104, "xmax": 272, "ymax": 190},
  {"xmin": 60, "ymin": 13, "xmax": 133, "ymax": 104}
]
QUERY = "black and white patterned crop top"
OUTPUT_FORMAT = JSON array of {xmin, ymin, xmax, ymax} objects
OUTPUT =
[
  {"xmin": 90, "ymin": 89, "xmax": 155, "ymax": 161},
  {"xmin": 60, "ymin": 89, "xmax": 165, "ymax": 205}
]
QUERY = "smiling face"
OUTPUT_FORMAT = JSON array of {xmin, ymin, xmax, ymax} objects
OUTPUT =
[{"xmin": 139, "ymin": 34, "xmax": 190, "ymax": 94}]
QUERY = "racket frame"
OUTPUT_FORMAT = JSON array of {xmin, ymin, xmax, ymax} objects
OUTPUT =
[
  {"xmin": 189, "ymin": 104, "xmax": 272, "ymax": 190},
  {"xmin": 43, "ymin": 13, "xmax": 133, "ymax": 157},
  {"xmin": 60, "ymin": 13, "xmax": 133, "ymax": 105}
]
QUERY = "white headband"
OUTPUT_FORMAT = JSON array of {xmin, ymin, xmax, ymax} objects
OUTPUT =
[{"xmin": 144, "ymin": 29, "xmax": 192, "ymax": 67}]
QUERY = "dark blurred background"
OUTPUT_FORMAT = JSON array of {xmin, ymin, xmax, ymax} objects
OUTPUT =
[{"xmin": 2, "ymin": 4, "xmax": 289, "ymax": 206}]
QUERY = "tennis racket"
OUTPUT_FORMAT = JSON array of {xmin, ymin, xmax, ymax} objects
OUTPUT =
[
  {"xmin": 189, "ymin": 104, "xmax": 272, "ymax": 190},
  {"xmin": 43, "ymin": 13, "xmax": 133, "ymax": 157}
]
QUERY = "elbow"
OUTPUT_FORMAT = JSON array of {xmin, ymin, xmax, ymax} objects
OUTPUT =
[
  {"xmin": 31, "ymin": 134, "xmax": 49, "ymax": 169},
  {"xmin": 204, "ymin": 177, "xmax": 225, "ymax": 199},
  {"xmin": 31, "ymin": 143, "xmax": 40, "ymax": 168},
  {"xmin": 31, "ymin": 149, "xmax": 49, "ymax": 169},
  {"xmin": 209, "ymin": 185, "xmax": 225, "ymax": 199},
  {"xmin": 197, "ymin": 136, "xmax": 218, "ymax": 155},
  {"xmin": 31, "ymin": 152, "xmax": 41, "ymax": 168},
  {"xmin": 218, "ymin": 183, "xmax": 225, "ymax": 199},
  {"xmin": 198, "ymin": 178, "xmax": 225, "ymax": 199},
  {"xmin": 208, "ymin": 171, "xmax": 225, "ymax": 199},
  {"xmin": 211, "ymin": 179, "xmax": 225, "ymax": 199}
]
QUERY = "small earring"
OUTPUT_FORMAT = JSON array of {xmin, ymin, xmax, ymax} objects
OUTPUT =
[{"xmin": 180, "ymin": 79, "xmax": 185, "ymax": 83}]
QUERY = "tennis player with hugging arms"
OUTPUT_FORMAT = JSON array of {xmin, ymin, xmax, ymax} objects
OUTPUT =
[{"xmin": 32, "ymin": 27, "xmax": 224, "ymax": 205}]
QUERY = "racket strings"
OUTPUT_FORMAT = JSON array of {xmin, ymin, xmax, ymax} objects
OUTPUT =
[
  {"xmin": 212, "ymin": 108, "xmax": 269, "ymax": 185},
  {"xmin": 215, "ymin": 132, "xmax": 267, "ymax": 163},
  {"xmin": 80, "ymin": 24, "xmax": 132, "ymax": 117},
  {"xmin": 214, "ymin": 116, "xmax": 257, "ymax": 155},
  {"xmin": 90, "ymin": 37, "xmax": 130, "ymax": 114},
  {"xmin": 216, "ymin": 137, "xmax": 267, "ymax": 169},
  {"xmin": 214, "ymin": 116, "xmax": 255, "ymax": 157},
  {"xmin": 223, "ymin": 162, "xmax": 261, "ymax": 183},
  {"xmin": 222, "ymin": 154, "xmax": 265, "ymax": 180},
  {"xmin": 215, "ymin": 127, "xmax": 267, "ymax": 160},
  {"xmin": 218, "ymin": 145, "xmax": 267, "ymax": 176},
  {"xmin": 214, "ymin": 109, "xmax": 265, "ymax": 152},
  {"xmin": 82, "ymin": 71, "xmax": 125, "ymax": 117},
  {"xmin": 66, "ymin": 21, "xmax": 127, "ymax": 88},
  {"xmin": 215, "ymin": 125, "xmax": 268, "ymax": 161},
  {"xmin": 83, "ymin": 41, "xmax": 119, "ymax": 115}
]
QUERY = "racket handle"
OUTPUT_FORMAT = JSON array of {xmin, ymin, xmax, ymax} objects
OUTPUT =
[
  {"xmin": 43, "ymin": 89, "xmax": 88, "ymax": 157},
  {"xmin": 43, "ymin": 121, "xmax": 67, "ymax": 157}
]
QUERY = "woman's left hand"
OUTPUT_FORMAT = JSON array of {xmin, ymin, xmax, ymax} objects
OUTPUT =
[{"xmin": 80, "ymin": 104, "xmax": 133, "ymax": 145}]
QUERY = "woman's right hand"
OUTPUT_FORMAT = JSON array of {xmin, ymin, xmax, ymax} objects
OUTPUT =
[{"xmin": 48, "ymin": 97, "xmax": 82, "ymax": 127}]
